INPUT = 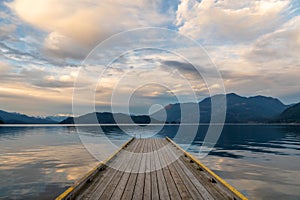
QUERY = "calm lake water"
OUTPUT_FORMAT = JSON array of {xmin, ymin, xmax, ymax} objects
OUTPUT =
[{"xmin": 0, "ymin": 125, "xmax": 300, "ymax": 199}]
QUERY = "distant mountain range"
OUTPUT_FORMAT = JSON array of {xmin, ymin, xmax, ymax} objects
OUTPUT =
[
  {"xmin": 152, "ymin": 93, "xmax": 290, "ymax": 123},
  {"xmin": 276, "ymin": 103, "xmax": 300, "ymax": 123},
  {"xmin": 0, "ymin": 93, "xmax": 299, "ymax": 124},
  {"xmin": 0, "ymin": 110, "xmax": 55, "ymax": 124},
  {"xmin": 60, "ymin": 112, "xmax": 160, "ymax": 124}
]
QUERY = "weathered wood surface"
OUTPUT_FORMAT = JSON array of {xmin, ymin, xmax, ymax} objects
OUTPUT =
[{"xmin": 59, "ymin": 138, "xmax": 247, "ymax": 200}]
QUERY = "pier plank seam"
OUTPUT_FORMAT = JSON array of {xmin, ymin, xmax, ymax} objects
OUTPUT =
[
  {"xmin": 142, "ymin": 138, "xmax": 152, "ymax": 200},
  {"xmin": 160, "ymin": 141, "xmax": 193, "ymax": 200},
  {"xmin": 166, "ymin": 137, "xmax": 247, "ymax": 200},
  {"xmin": 154, "ymin": 138, "xmax": 181, "ymax": 199},
  {"xmin": 162, "ymin": 140, "xmax": 214, "ymax": 200},
  {"xmin": 56, "ymin": 138, "xmax": 248, "ymax": 200},
  {"xmin": 97, "ymin": 139, "xmax": 142, "ymax": 200},
  {"xmin": 150, "ymin": 139, "xmax": 160, "ymax": 200},
  {"xmin": 158, "ymin": 139, "xmax": 208, "ymax": 200},
  {"xmin": 121, "ymin": 138, "xmax": 146, "ymax": 199},
  {"xmin": 110, "ymin": 139, "xmax": 145, "ymax": 200},
  {"xmin": 56, "ymin": 137, "xmax": 135, "ymax": 200},
  {"xmin": 80, "ymin": 139, "xmax": 140, "ymax": 200},
  {"xmin": 132, "ymin": 139, "xmax": 147, "ymax": 200}
]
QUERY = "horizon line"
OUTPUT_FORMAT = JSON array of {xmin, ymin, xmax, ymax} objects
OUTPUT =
[{"xmin": 1, "ymin": 123, "xmax": 300, "ymax": 127}]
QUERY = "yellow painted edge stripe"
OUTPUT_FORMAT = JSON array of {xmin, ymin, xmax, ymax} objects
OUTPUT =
[
  {"xmin": 56, "ymin": 187, "xmax": 74, "ymax": 200},
  {"xmin": 55, "ymin": 137, "xmax": 135, "ymax": 200},
  {"xmin": 166, "ymin": 137, "xmax": 248, "ymax": 200}
]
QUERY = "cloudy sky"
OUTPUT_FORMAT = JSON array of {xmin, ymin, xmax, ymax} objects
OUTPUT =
[{"xmin": 0, "ymin": 0, "xmax": 299, "ymax": 116}]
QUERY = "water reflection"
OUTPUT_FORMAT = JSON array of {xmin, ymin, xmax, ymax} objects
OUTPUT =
[
  {"xmin": 184, "ymin": 125, "xmax": 300, "ymax": 200},
  {"xmin": 0, "ymin": 127, "xmax": 98, "ymax": 200},
  {"xmin": 0, "ymin": 125, "xmax": 299, "ymax": 199}
]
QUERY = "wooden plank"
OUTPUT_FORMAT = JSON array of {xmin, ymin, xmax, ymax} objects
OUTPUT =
[
  {"xmin": 178, "ymin": 155, "xmax": 232, "ymax": 199},
  {"xmin": 165, "ymin": 138, "xmax": 240, "ymax": 199},
  {"xmin": 98, "ymin": 164, "xmax": 129, "ymax": 199},
  {"xmin": 57, "ymin": 137, "xmax": 135, "ymax": 200},
  {"xmin": 75, "ymin": 139, "xmax": 139, "ymax": 200},
  {"xmin": 160, "ymin": 140, "xmax": 208, "ymax": 200},
  {"xmin": 150, "ymin": 139, "xmax": 159, "ymax": 200},
  {"xmin": 110, "ymin": 139, "xmax": 144, "ymax": 200},
  {"xmin": 143, "ymin": 138, "xmax": 152, "ymax": 200},
  {"xmin": 153, "ymin": 138, "xmax": 171, "ymax": 200},
  {"xmin": 121, "ymin": 139, "xmax": 146, "ymax": 199},
  {"xmin": 64, "ymin": 138, "xmax": 247, "ymax": 200},
  {"xmin": 99, "ymin": 140, "xmax": 142, "ymax": 200},
  {"xmin": 156, "ymin": 139, "xmax": 193, "ymax": 200},
  {"xmin": 166, "ymin": 140, "xmax": 216, "ymax": 200},
  {"xmin": 132, "ymin": 139, "xmax": 147, "ymax": 200},
  {"xmin": 85, "ymin": 139, "xmax": 139, "ymax": 199},
  {"xmin": 154, "ymin": 138, "xmax": 182, "ymax": 200},
  {"xmin": 166, "ymin": 137, "xmax": 247, "ymax": 200}
]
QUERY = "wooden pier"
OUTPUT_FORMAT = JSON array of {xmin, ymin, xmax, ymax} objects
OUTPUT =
[{"xmin": 56, "ymin": 138, "xmax": 247, "ymax": 200}]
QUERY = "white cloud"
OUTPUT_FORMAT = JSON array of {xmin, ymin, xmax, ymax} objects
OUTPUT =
[
  {"xmin": 0, "ymin": 61, "xmax": 82, "ymax": 115},
  {"xmin": 246, "ymin": 15, "xmax": 300, "ymax": 62},
  {"xmin": 176, "ymin": 0, "xmax": 291, "ymax": 43},
  {"xmin": 2, "ymin": 0, "xmax": 300, "ymax": 115},
  {"xmin": 7, "ymin": 0, "xmax": 171, "ymax": 59}
]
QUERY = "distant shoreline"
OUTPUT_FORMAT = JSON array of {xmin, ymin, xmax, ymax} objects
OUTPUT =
[{"xmin": 1, "ymin": 123, "xmax": 300, "ymax": 127}]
